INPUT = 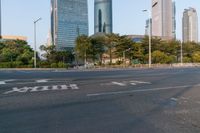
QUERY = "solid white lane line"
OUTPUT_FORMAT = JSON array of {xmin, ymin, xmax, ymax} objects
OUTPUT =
[
  {"xmin": 130, "ymin": 81, "xmax": 151, "ymax": 84},
  {"xmin": 87, "ymin": 85, "xmax": 200, "ymax": 97},
  {"xmin": 112, "ymin": 82, "xmax": 126, "ymax": 86}
]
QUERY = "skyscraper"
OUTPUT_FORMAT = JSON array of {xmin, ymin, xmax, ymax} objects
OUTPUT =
[
  {"xmin": 51, "ymin": 0, "xmax": 88, "ymax": 51},
  {"xmin": 182, "ymin": 8, "xmax": 198, "ymax": 43},
  {"xmin": 172, "ymin": 1, "xmax": 176, "ymax": 39},
  {"xmin": 152, "ymin": 0, "xmax": 173, "ymax": 39},
  {"xmin": 94, "ymin": 0, "xmax": 113, "ymax": 34}
]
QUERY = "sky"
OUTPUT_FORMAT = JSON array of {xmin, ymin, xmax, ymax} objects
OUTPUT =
[{"xmin": 2, "ymin": 0, "xmax": 200, "ymax": 50}]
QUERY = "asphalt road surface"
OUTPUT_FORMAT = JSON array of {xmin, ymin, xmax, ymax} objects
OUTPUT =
[{"xmin": 1, "ymin": 68, "xmax": 200, "ymax": 133}]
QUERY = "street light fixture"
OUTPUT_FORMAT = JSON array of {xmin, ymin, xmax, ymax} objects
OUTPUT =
[
  {"xmin": 142, "ymin": 2, "xmax": 157, "ymax": 68},
  {"xmin": 143, "ymin": 10, "xmax": 151, "ymax": 68},
  {"xmin": 34, "ymin": 17, "xmax": 42, "ymax": 68}
]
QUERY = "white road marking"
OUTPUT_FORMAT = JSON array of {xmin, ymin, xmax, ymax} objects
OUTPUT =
[
  {"xmin": 3, "ymin": 84, "xmax": 79, "ymax": 95},
  {"xmin": 170, "ymin": 98, "xmax": 178, "ymax": 101},
  {"xmin": 87, "ymin": 84, "xmax": 200, "ymax": 97},
  {"xmin": 4, "ymin": 87, "xmax": 29, "ymax": 94},
  {"xmin": 0, "ymin": 79, "xmax": 16, "ymax": 85},
  {"xmin": 0, "ymin": 81, "xmax": 6, "ymax": 85},
  {"xmin": 130, "ymin": 83, "xmax": 137, "ymax": 85},
  {"xmin": 130, "ymin": 81, "xmax": 151, "ymax": 84},
  {"xmin": 103, "ymin": 80, "xmax": 151, "ymax": 86},
  {"xmin": 70, "ymin": 84, "xmax": 79, "ymax": 90},
  {"xmin": 36, "ymin": 79, "xmax": 49, "ymax": 83},
  {"xmin": 111, "ymin": 82, "xmax": 126, "ymax": 86}
]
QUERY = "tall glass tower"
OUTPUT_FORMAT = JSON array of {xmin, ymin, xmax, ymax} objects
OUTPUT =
[
  {"xmin": 51, "ymin": 0, "xmax": 88, "ymax": 51},
  {"xmin": 94, "ymin": 0, "xmax": 113, "ymax": 34}
]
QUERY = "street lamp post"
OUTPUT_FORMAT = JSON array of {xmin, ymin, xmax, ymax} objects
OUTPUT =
[
  {"xmin": 34, "ymin": 17, "xmax": 42, "ymax": 68},
  {"xmin": 143, "ymin": 10, "xmax": 151, "ymax": 68},
  {"xmin": 123, "ymin": 48, "xmax": 131, "ymax": 68},
  {"xmin": 143, "ymin": 2, "xmax": 157, "ymax": 68},
  {"xmin": 181, "ymin": 41, "xmax": 183, "ymax": 66}
]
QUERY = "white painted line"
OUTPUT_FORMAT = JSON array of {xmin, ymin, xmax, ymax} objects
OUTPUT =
[
  {"xmin": 130, "ymin": 81, "xmax": 151, "ymax": 84},
  {"xmin": 112, "ymin": 82, "xmax": 126, "ymax": 86},
  {"xmin": 130, "ymin": 83, "xmax": 137, "ymax": 86},
  {"xmin": 3, "ymin": 84, "xmax": 80, "ymax": 94},
  {"xmin": 0, "ymin": 79, "xmax": 16, "ymax": 85},
  {"xmin": 171, "ymin": 98, "xmax": 178, "ymax": 101},
  {"xmin": 4, "ymin": 87, "xmax": 29, "ymax": 94},
  {"xmin": 36, "ymin": 79, "xmax": 49, "ymax": 83},
  {"xmin": 0, "ymin": 81, "xmax": 6, "ymax": 85},
  {"xmin": 87, "ymin": 85, "xmax": 199, "ymax": 97},
  {"xmin": 70, "ymin": 84, "xmax": 79, "ymax": 90}
]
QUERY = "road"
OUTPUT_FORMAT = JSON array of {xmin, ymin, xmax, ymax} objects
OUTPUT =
[{"xmin": 0, "ymin": 68, "xmax": 200, "ymax": 133}]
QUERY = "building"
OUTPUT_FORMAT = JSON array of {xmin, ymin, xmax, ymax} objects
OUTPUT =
[
  {"xmin": 172, "ymin": 1, "xmax": 176, "ymax": 39},
  {"xmin": 51, "ymin": 0, "xmax": 88, "ymax": 51},
  {"xmin": 182, "ymin": 8, "xmax": 198, "ymax": 43},
  {"xmin": 152, "ymin": 0, "xmax": 173, "ymax": 39},
  {"xmin": 128, "ymin": 35, "xmax": 173, "ymax": 43},
  {"xmin": 94, "ymin": 0, "xmax": 113, "ymax": 34},
  {"xmin": 1, "ymin": 35, "xmax": 27, "ymax": 41}
]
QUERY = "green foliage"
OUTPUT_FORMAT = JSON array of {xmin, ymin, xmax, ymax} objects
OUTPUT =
[
  {"xmin": 40, "ymin": 45, "xmax": 74, "ymax": 66},
  {"xmin": 0, "ymin": 40, "xmax": 34, "ymax": 68},
  {"xmin": 192, "ymin": 51, "xmax": 200, "ymax": 63},
  {"xmin": 152, "ymin": 50, "xmax": 167, "ymax": 64}
]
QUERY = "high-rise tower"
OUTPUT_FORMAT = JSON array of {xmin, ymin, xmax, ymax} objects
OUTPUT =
[
  {"xmin": 172, "ymin": 1, "xmax": 176, "ymax": 39},
  {"xmin": 94, "ymin": 0, "xmax": 113, "ymax": 34},
  {"xmin": 182, "ymin": 8, "xmax": 198, "ymax": 43},
  {"xmin": 51, "ymin": 0, "xmax": 88, "ymax": 51},
  {"xmin": 152, "ymin": 0, "xmax": 173, "ymax": 39}
]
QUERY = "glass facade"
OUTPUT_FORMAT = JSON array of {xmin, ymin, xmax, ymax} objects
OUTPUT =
[
  {"xmin": 94, "ymin": 0, "xmax": 112, "ymax": 34},
  {"xmin": 51, "ymin": 0, "xmax": 88, "ymax": 51}
]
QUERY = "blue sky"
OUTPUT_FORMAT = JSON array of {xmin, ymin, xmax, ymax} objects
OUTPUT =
[{"xmin": 2, "ymin": 0, "xmax": 200, "ymax": 50}]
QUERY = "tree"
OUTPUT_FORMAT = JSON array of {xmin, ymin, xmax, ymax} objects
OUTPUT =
[
  {"xmin": 90, "ymin": 36, "xmax": 106, "ymax": 64},
  {"xmin": 192, "ymin": 51, "xmax": 200, "ymax": 63},
  {"xmin": 40, "ymin": 45, "xmax": 74, "ymax": 67},
  {"xmin": 75, "ymin": 35, "xmax": 91, "ymax": 63},
  {"xmin": 104, "ymin": 33, "xmax": 120, "ymax": 65},
  {"xmin": 152, "ymin": 50, "xmax": 168, "ymax": 64},
  {"xmin": 0, "ymin": 40, "xmax": 34, "ymax": 68},
  {"xmin": 131, "ymin": 43, "xmax": 145, "ymax": 63}
]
